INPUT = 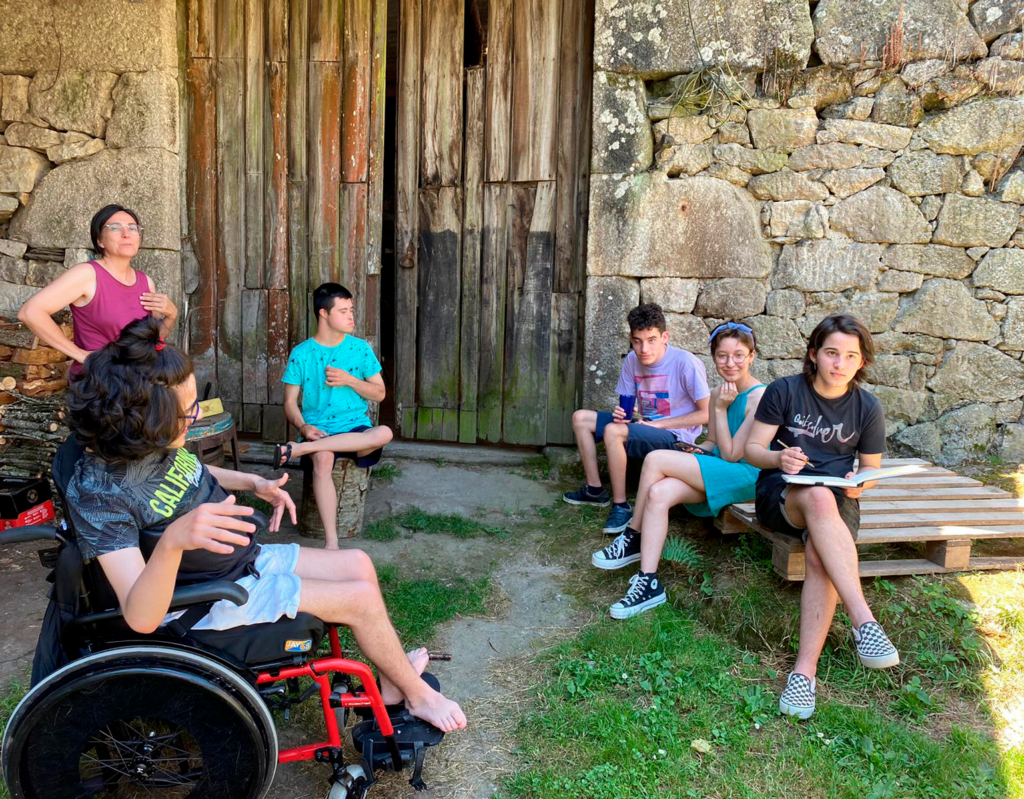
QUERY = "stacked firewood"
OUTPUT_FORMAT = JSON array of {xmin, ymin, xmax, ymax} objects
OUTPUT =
[{"xmin": 0, "ymin": 316, "xmax": 72, "ymax": 478}]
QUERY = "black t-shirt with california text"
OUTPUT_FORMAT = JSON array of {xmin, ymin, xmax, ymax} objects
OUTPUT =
[
  {"xmin": 65, "ymin": 447, "xmax": 259, "ymax": 584},
  {"xmin": 754, "ymin": 374, "xmax": 886, "ymax": 481}
]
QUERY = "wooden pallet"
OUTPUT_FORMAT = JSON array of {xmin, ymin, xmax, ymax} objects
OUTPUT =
[{"xmin": 715, "ymin": 459, "xmax": 1024, "ymax": 581}]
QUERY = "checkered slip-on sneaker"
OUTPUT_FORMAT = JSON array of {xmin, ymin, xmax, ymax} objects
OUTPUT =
[
  {"xmin": 852, "ymin": 621, "xmax": 900, "ymax": 669},
  {"xmin": 779, "ymin": 672, "xmax": 816, "ymax": 720},
  {"xmin": 592, "ymin": 528, "xmax": 641, "ymax": 570}
]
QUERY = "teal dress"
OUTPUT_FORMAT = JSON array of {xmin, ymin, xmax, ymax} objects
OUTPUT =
[{"xmin": 684, "ymin": 384, "xmax": 764, "ymax": 518}]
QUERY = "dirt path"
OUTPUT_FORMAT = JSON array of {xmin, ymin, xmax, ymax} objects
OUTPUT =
[{"xmin": 264, "ymin": 460, "xmax": 580, "ymax": 799}]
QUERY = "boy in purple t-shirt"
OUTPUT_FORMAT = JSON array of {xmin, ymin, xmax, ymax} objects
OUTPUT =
[{"xmin": 564, "ymin": 304, "xmax": 710, "ymax": 534}]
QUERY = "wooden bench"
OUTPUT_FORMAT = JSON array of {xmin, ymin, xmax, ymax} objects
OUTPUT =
[{"xmin": 715, "ymin": 458, "xmax": 1024, "ymax": 581}]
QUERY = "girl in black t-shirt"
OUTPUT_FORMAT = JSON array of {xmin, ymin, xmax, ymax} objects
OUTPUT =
[
  {"xmin": 744, "ymin": 314, "xmax": 899, "ymax": 721},
  {"xmin": 64, "ymin": 317, "xmax": 467, "ymax": 733}
]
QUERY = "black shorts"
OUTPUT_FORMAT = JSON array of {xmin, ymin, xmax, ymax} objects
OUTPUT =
[
  {"xmin": 754, "ymin": 471, "xmax": 860, "ymax": 543},
  {"xmin": 299, "ymin": 425, "xmax": 384, "ymax": 471}
]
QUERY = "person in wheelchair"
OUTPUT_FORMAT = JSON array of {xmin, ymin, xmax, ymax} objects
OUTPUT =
[{"xmin": 62, "ymin": 316, "xmax": 467, "ymax": 735}]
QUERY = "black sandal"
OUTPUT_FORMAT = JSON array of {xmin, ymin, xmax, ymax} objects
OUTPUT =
[{"xmin": 273, "ymin": 442, "xmax": 292, "ymax": 468}]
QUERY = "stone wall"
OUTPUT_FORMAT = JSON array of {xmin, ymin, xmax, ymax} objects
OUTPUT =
[
  {"xmin": 585, "ymin": 0, "xmax": 1024, "ymax": 466},
  {"xmin": 0, "ymin": 1, "xmax": 181, "ymax": 317}
]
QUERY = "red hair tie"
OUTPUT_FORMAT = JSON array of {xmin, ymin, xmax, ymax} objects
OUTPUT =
[{"xmin": 155, "ymin": 338, "xmax": 166, "ymax": 352}]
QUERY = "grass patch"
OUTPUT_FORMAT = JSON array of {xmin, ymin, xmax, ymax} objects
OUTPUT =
[
  {"xmin": 394, "ymin": 506, "xmax": 506, "ymax": 539},
  {"xmin": 372, "ymin": 462, "xmax": 401, "ymax": 482},
  {"xmin": 501, "ymin": 493, "xmax": 1023, "ymax": 798},
  {"xmin": 377, "ymin": 563, "xmax": 490, "ymax": 644},
  {"xmin": 498, "ymin": 608, "xmax": 1009, "ymax": 799},
  {"xmin": 363, "ymin": 517, "xmax": 401, "ymax": 541}
]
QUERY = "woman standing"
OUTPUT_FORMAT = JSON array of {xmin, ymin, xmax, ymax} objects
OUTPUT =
[
  {"xmin": 17, "ymin": 204, "xmax": 177, "ymax": 378},
  {"xmin": 592, "ymin": 321, "xmax": 764, "ymax": 619}
]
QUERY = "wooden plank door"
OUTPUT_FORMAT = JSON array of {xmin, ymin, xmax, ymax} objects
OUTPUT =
[
  {"xmin": 393, "ymin": 0, "xmax": 593, "ymax": 446},
  {"xmin": 183, "ymin": 0, "xmax": 386, "ymax": 441}
]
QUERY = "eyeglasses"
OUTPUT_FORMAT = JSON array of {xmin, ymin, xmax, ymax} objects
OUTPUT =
[
  {"xmin": 181, "ymin": 398, "xmax": 200, "ymax": 424},
  {"xmin": 714, "ymin": 353, "xmax": 751, "ymax": 364},
  {"xmin": 104, "ymin": 223, "xmax": 143, "ymax": 236}
]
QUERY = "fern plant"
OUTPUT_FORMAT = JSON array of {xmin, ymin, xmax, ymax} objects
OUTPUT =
[{"xmin": 662, "ymin": 537, "xmax": 703, "ymax": 570}]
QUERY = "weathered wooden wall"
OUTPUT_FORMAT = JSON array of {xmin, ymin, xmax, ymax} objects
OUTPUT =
[
  {"xmin": 394, "ymin": 0, "xmax": 593, "ymax": 446},
  {"xmin": 183, "ymin": 0, "xmax": 386, "ymax": 440}
]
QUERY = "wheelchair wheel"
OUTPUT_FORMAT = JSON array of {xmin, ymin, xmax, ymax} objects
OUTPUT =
[{"xmin": 3, "ymin": 646, "xmax": 278, "ymax": 799}]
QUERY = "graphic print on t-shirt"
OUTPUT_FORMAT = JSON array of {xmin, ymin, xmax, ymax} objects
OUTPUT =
[
  {"xmin": 635, "ymin": 373, "xmax": 671, "ymax": 420},
  {"xmin": 786, "ymin": 413, "xmax": 858, "ymax": 445}
]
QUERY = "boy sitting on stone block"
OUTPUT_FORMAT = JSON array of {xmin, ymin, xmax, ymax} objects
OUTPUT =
[
  {"xmin": 277, "ymin": 282, "xmax": 393, "ymax": 549},
  {"xmin": 563, "ymin": 303, "xmax": 710, "ymax": 534}
]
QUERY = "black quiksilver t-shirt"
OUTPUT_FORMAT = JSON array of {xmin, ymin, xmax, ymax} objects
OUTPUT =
[
  {"xmin": 65, "ymin": 447, "xmax": 259, "ymax": 584},
  {"xmin": 754, "ymin": 375, "xmax": 886, "ymax": 481}
]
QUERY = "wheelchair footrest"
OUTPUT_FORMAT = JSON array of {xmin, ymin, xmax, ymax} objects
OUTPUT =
[{"xmin": 351, "ymin": 713, "xmax": 444, "ymax": 765}]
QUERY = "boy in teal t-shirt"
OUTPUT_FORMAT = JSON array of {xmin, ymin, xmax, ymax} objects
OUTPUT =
[{"xmin": 278, "ymin": 282, "xmax": 393, "ymax": 548}]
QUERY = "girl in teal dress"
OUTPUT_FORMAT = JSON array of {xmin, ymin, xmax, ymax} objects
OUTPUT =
[{"xmin": 592, "ymin": 322, "xmax": 765, "ymax": 619}]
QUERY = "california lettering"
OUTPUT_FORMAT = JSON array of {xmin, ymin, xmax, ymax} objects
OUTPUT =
[{"xmin": 148, "ymin": 448, "xmax": 203, "ymax": 518}]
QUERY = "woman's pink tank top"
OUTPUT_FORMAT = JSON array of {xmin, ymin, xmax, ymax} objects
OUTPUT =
[{"xmin": 69, "ymin": 261, "xmax": 150, "ymax": 378}]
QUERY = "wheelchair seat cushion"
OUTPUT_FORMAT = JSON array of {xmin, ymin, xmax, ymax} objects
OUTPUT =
[{"xmin": 187, "ymin": 612, "xmax": 326, "ymax": 666}]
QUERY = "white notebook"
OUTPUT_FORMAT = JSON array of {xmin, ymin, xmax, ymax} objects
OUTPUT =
[{"xmin": 781, "ymin": 464, "xmax": 926, "ymax": 488}]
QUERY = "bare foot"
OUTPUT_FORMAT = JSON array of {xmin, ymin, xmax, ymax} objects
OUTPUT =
[
  {"xmin": 405, "ymin": 687, "xmax": 467, "ymax": 732},
  {"xmin": 379, "ymin": 647, "xmax": 429, "ymax": 705}
]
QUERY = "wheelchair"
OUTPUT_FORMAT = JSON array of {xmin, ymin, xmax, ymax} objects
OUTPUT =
[{"xmin": 1, "ymin": 438, "xmax": 445, "ymax": 799}]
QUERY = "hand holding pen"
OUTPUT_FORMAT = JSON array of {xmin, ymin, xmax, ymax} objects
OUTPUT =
[{"xmin": 776, "ymin": 438, "xmax": 814, "ymax": 475}]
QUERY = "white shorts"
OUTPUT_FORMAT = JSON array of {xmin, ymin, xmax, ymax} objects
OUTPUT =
[{"xmin": 165, "ymin": 543, "xmax": 303, "ymax": 632}]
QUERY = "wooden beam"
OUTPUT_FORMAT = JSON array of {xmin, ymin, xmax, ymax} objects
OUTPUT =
[
  {"xmin": 394, "ymin": 0, "xmax": 421, "ymax": 437},
  {"xmin": 308, "ymin": 61, "xmax": 343, "ymax": 289},
  {"xmin": 477, "ymin": 183, "xmax": 508, "ymax": 443},
  {"xmin": 337, "ymin": 182, "xmax": 368, "ymax": 334},
  {"xmin": 420, "ymin": 0, "xmax": 463, "ymax": 187},
  {"xmin": 287, "ymin": 0, "xmax": 309, "ymax": 345},
  {"xmin": 216, "ymin": 1, "xmax": 244, "ymax": 59},
  {"xmin": 459, "ymin": 67, "xmax": 485, "ymax": 444},
  {"xmin": 244, "ymin": 0, "xmax": 265, "ymax": 288},
  {"xmin": 215, "ymin": 7, "xmax": 245, "ymax": 402},
  {"xmin": 502, "ymin": 182, "xmax": 555, "ymax": 445},
  {"xmin": 417, "ymin": 186, "xmax": 462, "ymax": 439},
  {"xmin": 547, "ymin": 292, "xmax": 577, "ymax": 444},
  {"xmin": 267, "ymin": 289, "xmax": 290, "ymax": 405},
  {"xmin": 308, "ymin": 0, "xmax": 342, "ymax": 61},
  {"xmin": 510, "ymin": 0, "xmax": 561, "ymax": 182},
  {"xmin": 265, "ymin": 59, "xmax": 289, "ymax": 291},
  {"xmin": 484, "ymin": 0, "xmax": 513, "ymax": 183},
  {"xmin": 554, "ymin": 0, "xmax": 582, "ymax": 294},
  {"xmin": 241, "ymin": 289, "xmax": 269, "ymax": 405},
  {"xmin": 184, "ymin": 57, "xmax": 218, "ymax": 395},
  {"xmin": 365, "ymin": 0, "xmax": 387, "ymax": 277},
  {"xmin": 188, "ymin": 0, "xmax": 216, "ymax": 58},
  {"xmin": 266, "ymin": 0, "xmax": 288, "ymax": 62},
  {"xmin": 341, "ymin": 0, "xmax": 371, "ymax": 183}
]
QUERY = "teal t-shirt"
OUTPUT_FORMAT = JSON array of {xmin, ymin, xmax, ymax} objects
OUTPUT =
[{"xmin": 282, "ymin": 336, "xmax": 382, "ymax": 436}]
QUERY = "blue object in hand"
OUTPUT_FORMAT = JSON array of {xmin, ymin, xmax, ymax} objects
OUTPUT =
[{"xmin": 618, "ymin": 394, "xmax": 636, "ymax": 422}]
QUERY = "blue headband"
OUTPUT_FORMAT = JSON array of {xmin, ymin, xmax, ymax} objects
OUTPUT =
[{"xmin": 709, "ymin": 321, "xmax": 754, "ymax": 345}]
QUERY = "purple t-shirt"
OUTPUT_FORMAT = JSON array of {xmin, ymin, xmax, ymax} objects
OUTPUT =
[{"xmin": 615, "ymin": 346, "xmax": 710, "ymax": 443}]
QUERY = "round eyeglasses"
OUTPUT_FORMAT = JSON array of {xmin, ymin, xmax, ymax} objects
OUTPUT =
[{"xmin": 713, "ymin": 353, "xmax": 751, "ymax": 364}]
